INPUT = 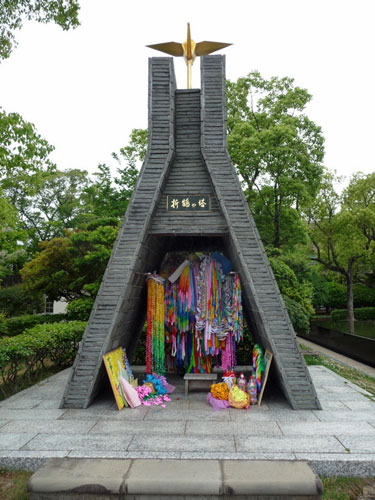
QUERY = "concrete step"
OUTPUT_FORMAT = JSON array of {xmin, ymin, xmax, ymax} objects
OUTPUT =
[{"xmin": 28, "ymin": 458, "xmax": 323, "ymax": 499}]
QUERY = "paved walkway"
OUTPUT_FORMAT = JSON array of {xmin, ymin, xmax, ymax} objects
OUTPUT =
[{"xmin": 0, "ymin": 365, "xmax": 374, "ymax": 477}]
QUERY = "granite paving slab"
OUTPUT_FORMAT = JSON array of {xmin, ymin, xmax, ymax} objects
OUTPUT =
[
  {"xmin": 1, "ymin": 433, "xmax": 38, "ymax": 450},
  {"xmin": 185, "ymin": 420, "xmax": 282, "ymax": 436},
  {"xmin": 230, "ymin": 409, "xmax": 321, "ymax": 422},
  {"xmin": 0, "ymin": 419, "xmax": 96, "ymax": 435},
  {"xmin": 144, "ymin": 409, "xmax": 231, "ymax": 421},
  {"xmin": 313, "ymin": 409, "xmax": 375, "ymax": 422},
  {"xmin": 60, "ymin": 406, "xmax": 149, "ymax": 421},
  {"xmin": 335, "ymin": 435, "xmax": 375, "ymax": 453},
  {"xmin": 0, "ymin": 398, "xmax": 44, "ymax": 409},
  {"xmin": 128, "ymin": 434, "xmax": 236, "ymax": 453},
  {"xmin": 235, "ymin": 436, "xmax": 346, "ymax": 453},
  {"xmin": 278, "ymin": 421, "xmax": 375, "ymax": 436},
  {"xmin": 23, "ymin": 433, "xmax": 134, "ymax": 452},
  {"xmin": 89, "ymin": 420, "xmax": 185, "ymax": 435},
  {"xmin": 0, "ymin": 409, "xmax": 66, "ymax": 420}
]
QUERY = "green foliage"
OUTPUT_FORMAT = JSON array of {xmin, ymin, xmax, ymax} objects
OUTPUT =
[
  {"xmin": 269, "ymin": 255, "xmax": 314, "ymax": 317},
  {"xmin": 0, "ymin": 313, "xmax": 5, "ymax": 336},
  {"xmin": 0, "ymin": 284, "xmax": 44, "ymax": 317},
  {"xmin": 0, "ymin": 109, "xmax": 55, "ymax": 198},
  {"xmin": 0, "ymin": 0, "xmax": 80, "ymax": 60},
  {"xmin": 325, "ymin": 281, "xmax": 346, "ymax": 309},
  {"xmin": 227, "ymin": 71, "xmax": 324, "ymax": 249},
  {"xmin": 236, "ymin": 323, "xmax": 254, "ymax": 365},
  {"xmin": 331, "ymin": 307, "xmax": 375, "ymax": 321},
  {"xmin": 84, "ymin": 130, "xmax": 146, "ymax": 219},
  {"xmin": 2, "ymin": 313, "xmax": 66, "ymax": 337},
  {"xmin": 353, "ymin": 284, "xmax": 375, "ymax": 307},
  {"xmin": 66, "ymin": 297, "xmax": 94, "ymax": 321},
  {"xmin": 308, "ymin": 171, "xmax": 375, "ymax": 324},
  {"xmin": 283, "ymin": 296, "xmax": 310, "ymax": 334},
  {"xmin": 0, "ymin": 320, "xmax": 85, "ymax": 397},
  {"xmin": 18, "ymin": 168, "xmax": 91, "ymax": 252},
  {"xmin": 21, "ymin": 218, "xmax": 120, "ymax": 301}
]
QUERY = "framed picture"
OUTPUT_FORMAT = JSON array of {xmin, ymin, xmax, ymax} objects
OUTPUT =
[{"xmin": 103, "ymin": 347, "xmax": 130, "ymax": 410}]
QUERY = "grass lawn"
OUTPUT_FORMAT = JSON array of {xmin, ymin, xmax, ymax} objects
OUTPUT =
[{"xmin": 0, "ymin": 468, "xmax": 31, "ymax": 500}]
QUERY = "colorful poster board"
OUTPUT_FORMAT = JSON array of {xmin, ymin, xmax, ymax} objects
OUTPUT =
[
  {"xmin": 258, "ymin": 349, "xmax": 273, "ymax": 406},
  {"xmin": 103, "ymin": 347, "xmax": 129, "ymax": 410}
]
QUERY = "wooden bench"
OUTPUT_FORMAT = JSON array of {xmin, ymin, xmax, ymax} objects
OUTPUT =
[{"xmin": 184, "ymin": 373, "xmax": 217, "ymax": 396}]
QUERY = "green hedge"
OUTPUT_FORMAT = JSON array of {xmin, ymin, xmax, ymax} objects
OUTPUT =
[
  {"xmin": 1, "ymin": 313, "xmax": 67, "ymax": 337},
  {"xmin": 66, "ymin": 298, "xmax": 94, "ymax": 321},
  {"xmin": 331, "ymin": 307, "xmax": 375, "ymax": 321},
  {"xmin": 0, "ymin": 284, "xmax": 45, "ymax": 317},
  {"xmin": 284, "ymin": 296, "xmax": 310, "ymax": 334},
  {"xmin": 0, "ymin": 321, "xmax": 86, "ymax": 397}
]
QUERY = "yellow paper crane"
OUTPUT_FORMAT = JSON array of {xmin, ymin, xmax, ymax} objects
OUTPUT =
[{"xmin": 147, "ymin": 23, "xmax": 232, "ymax": 89}]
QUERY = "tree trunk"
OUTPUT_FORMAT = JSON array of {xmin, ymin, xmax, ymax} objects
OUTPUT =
[{"xmin": 346, "ymin": 259, "xmax": 355, "ymax": 335}]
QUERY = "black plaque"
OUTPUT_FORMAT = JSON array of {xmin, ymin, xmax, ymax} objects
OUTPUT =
[{"xmin": 166, "ymin": 195, "xmax": 211, "ymax": 212}]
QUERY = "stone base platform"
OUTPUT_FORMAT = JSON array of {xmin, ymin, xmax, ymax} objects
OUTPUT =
[{"xmin": 28, "ymin": 458, "xmax": 323, "ymax": 499}]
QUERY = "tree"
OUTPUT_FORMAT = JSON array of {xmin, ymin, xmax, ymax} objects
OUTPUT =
[
  {"xmin": 18, "ymin": 168, "xmax": 91, "ymax": 251},
  {"xmin": 0, "ymin": 0, "xmax": 80, "ymax": 60},
  {"xmin": 84, "ymin": 128, "xmax": 147, "ymax": 219},
  {"xmin": 226, "ymin": 72, "xmax": 325, "ymax": 249},
  {"xmin": 307, "ymin": 172, "xmax": 375, "ymax": 333},
  {"xmin": 0, "ymin": 109, "xmax": 55, "ymax": 203},
  {"xmin": 21, "ymin": 217, "xmax": 120, "ymax": 302}
]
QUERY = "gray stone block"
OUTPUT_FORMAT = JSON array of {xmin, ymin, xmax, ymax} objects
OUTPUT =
[
  {"xmin": 222, "ymin": 460, "xmax": 322, "ymax": 496},
  {"xmin": 236, "ymin": 436, "xmax": 346, "ymax": 453},
  {"xmin": 126, "ymin": 459, "xmax": 222, "ymax": 496},
  {"xmin": 278, "ymin": 421, "xmax": 375, "ymax": 436},
  {"xmin": 128, "ymin": 434, "xmax": 235, "ymax": 453},
  {"xmin": 0, "ymin": 433, "xmax": 37, "ymax": 450},
  {"xmin": 0, "ymin": 419, "xmax": 95, "ymax": 435},
  {"xmin": 313, "ymin": 409, "xmax": 375, "ymax": 422},
  {"xmin": 0, "ymin": 409, "xmax": 66, "ymax": 420},
  {"xmin": 28, "ymin": 458, "xmax": 131, "ymax": 495},
  {"xmin": 89, "ymin": 419, "xmax": 185, "ymax": 435},
  {"xmin": 0, "ymin": 398, "xmax": 43, "ymax": 409},
  {"xmin": 185, "ymin": 420, "xmax": 282, "ymax": 436},
  {"xmin": 335, "ymin": 435, "xmax": 375, "ymax": 453},
  {"xmin": 23, "ymin": 433, "xmax": 134, "ymax": 452},
  {"xmin": 144, "ymin": 409, "xmax": 230, "ymax": 421}
]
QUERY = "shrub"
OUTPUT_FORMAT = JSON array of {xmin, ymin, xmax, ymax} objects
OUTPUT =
[
  {"xmin": 331, "ymin": 307, "xmax": 375, "ymax": 321},
  {"xmin": 283, "ymin": 296, "xmax": 310, "ymax": 334},
  {"xmin": 0, "ymin": 321, "xmax": 86, "ymax": 397},
  {"xmin": 3, "ymin": 313, "xmax": 67, "ymax": 337},
  {"xmin": 66, "ymin": 297, "xmax": 94, "ymax": 321},
  {"xmin": 353, "ymin": 284, "xmax": 375, "ymax": 308},
  {"xmin": 0, "ymin": 284, "xmax": 44, "ymax": 317},
  {"xmin": 325, "ymin": 281, "xmax": 346, "ymax": 309}
]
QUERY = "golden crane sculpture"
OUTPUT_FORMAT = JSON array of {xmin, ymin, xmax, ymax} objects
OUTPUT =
[{"xmin": 147, "ymin": 23, "xmax": 232, "ymax": 89}]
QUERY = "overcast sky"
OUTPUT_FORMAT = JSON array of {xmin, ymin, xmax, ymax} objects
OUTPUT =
[{"xmin": 0, "ymin": 0, "xmax": 374, "ymax": 183}]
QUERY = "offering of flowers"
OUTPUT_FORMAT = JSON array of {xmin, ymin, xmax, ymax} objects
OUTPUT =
[
  {"xmin": 210, "ymin": 382, "xmax": 229, "ymax": 400},
  {"xmin": 228, "ymin": 385, "xmax": 250, "ymax": 409}
]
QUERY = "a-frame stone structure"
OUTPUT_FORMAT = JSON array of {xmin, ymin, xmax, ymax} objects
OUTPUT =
[{"xmin": 61, "ymin": 55, "xmax": 321, "ymax": 410}]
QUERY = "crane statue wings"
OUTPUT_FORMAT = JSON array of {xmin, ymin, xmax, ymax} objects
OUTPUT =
[{"xmin": 147, "ymin": 23, "xmax": 232, "ymax": 88}]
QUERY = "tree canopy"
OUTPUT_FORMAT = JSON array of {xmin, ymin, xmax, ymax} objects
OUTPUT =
[
  {"xmin": 0, "ymin": 0, "xmax": 80, "ymax": 60},
  {"xmin": 227, "ymin": 72, "xmax": 325, "ymax": 249}
]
